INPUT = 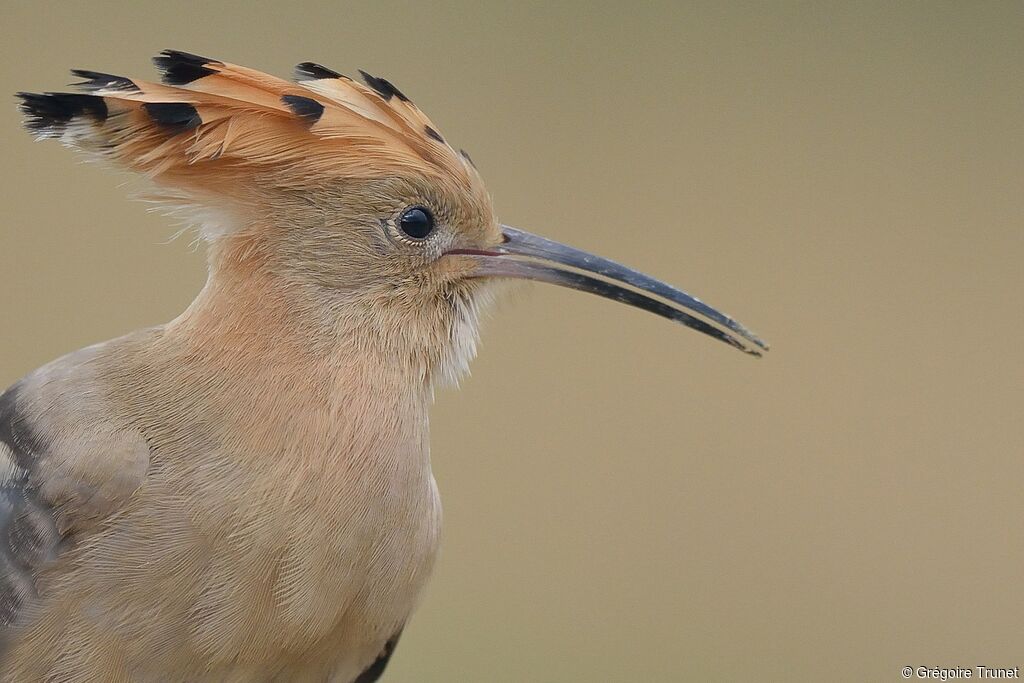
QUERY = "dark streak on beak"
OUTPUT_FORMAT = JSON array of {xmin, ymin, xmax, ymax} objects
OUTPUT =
[{"xmin": 448, "ymin": 225, "xmax": 769, "ymax": 357}]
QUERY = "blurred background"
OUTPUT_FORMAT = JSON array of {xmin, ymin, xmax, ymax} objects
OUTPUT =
[{"xmin": 1, "ymin": 1, "xmax": 1021, "ymax": 680}]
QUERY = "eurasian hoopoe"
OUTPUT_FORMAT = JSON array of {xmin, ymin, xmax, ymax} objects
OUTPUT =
[{"xmin": 3, "ymin": 50, "xmax": 767, "ymax": 682}]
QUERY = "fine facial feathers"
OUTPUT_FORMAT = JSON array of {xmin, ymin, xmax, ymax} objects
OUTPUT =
[{"xmin": 5, "ymin": 51, "xmax": 767, "ymax": 682}]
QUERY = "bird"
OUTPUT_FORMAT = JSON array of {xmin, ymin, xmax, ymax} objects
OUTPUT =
[{"xmin": 3, "ymin": 51, "xmax": 768, "ymax": 682}]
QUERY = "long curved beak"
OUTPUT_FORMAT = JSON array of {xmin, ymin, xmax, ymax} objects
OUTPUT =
[{"xmin": 450, "ymin": 225, "xmax": 769, "ymax": 357}]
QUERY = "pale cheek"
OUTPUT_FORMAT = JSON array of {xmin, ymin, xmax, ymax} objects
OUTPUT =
[{"xmin": 436, "ymin": 279, "xmax": 507, "ymax": 389}]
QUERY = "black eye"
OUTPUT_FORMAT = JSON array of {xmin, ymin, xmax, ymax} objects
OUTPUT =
[{"xmin": 398, "ymin": 206, "xmax": 435, "ymax": 239}]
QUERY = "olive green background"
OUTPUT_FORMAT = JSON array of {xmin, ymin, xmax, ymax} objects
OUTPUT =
[{"xmin": 1, "ymin": 2, "xmax": 1021, "ymax": 681}]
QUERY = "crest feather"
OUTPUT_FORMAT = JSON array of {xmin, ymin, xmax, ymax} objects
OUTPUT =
[{"xmin": 17, "ymin": 51, "xmax": 481, "ymax": 210}]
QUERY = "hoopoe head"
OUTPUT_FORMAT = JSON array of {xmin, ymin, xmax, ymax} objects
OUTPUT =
[{"xmin": 18, "ymin": 51, "xmax": 767, "ymax": 384}]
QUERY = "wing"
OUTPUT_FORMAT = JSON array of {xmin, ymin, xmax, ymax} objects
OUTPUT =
[
  {"xmin": 353, "ymin": 629, "xmax": 403, "ymax": 683},
  {"xmin": 0, "ymin": 371, "xmax": 150, "ymax": 641}
]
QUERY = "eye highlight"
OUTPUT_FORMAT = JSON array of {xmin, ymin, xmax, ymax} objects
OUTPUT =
[{"xmin": 398, "ymin": 206, "xmax": 435, "ymax": 240}]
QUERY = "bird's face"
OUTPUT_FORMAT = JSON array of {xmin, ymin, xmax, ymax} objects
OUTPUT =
[
  {"xmin": 267, "ymin": 163, "xmax": 766, "ymax": 377},
  {"xmin": 248, "ymin": 168, "xmax": 502, "ymax": 383},
  {"xmin": 262, "ymin": 170, "xmax": 499, "ymax": 300}
]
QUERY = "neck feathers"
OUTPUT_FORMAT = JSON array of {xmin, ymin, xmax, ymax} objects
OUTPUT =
[{"xmin": 170, "ymin": 233, "xmax": 494, "ymax": 401}]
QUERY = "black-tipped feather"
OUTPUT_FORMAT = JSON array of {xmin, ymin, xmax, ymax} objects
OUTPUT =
[
  {"xmin": 294, "ymin": 62, "xmax": 344, "ymax": 81},
  {"xmin": 70, "ymin": 70, "xmax": 139, "ymax": 93},
  {"xmin": 16, "ymin": 92, "xmax": 108, "ymax": 132},
  {"xmin": 358, "ymin": 70, "xmax": 409, "ymax": 102},
  {"xmin": 142, "ymin": 102, "xmax": 201, "ymax": 132},
  {"xmin": 153, "ymin": 49, "xmax": 220, "ymax": 85},
  {"xmin": 424, "ymin": 126, "xmax": 444, "ymax": 144},
  {"xmin": 281, "ymin": 95, "xmax": 325, "ymax": 124}
]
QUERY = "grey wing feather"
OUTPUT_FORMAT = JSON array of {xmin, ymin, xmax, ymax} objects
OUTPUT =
[
  {"xmin": 0, "ymin": 379, "xmax": 150, "ymax": 634},
  {"xmin": 0, "ymin": 389, "xmax": 57, "ymax": 628}
]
